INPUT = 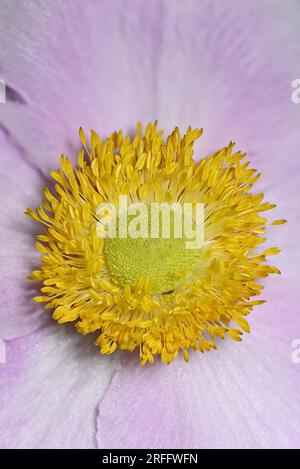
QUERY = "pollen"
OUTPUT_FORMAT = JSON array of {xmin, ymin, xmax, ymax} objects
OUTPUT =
[{"xmin": 26, "ymin": 122, "xmax": 284, "ymax": 365}]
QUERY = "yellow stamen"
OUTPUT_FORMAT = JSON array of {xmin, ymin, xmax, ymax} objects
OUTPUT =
[{"xmin": 27, "ymin": 123, "xmax": 283, "ymax": 365}]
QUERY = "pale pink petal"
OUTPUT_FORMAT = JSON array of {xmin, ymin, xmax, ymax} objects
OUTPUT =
[
  {"xmin": 0, "ymin": 0, "xmax": 299, "ymax": 178},
  {"xmin": 96, "ymin": 287, "xmax": 300, "ymax": 449},
  {"xmin": 0, "ymin": 324, "xmax": 120, "ymax": 449},
  {"xmin": 0, "ymin": 130, "xmax": 47, "ymax": 339},
  {"xmin": 0, "ymin": 0, "xmax": 157, "ymax": 171}
]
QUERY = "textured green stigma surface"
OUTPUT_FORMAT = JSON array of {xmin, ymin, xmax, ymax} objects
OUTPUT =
[{"xmin": 104, "ymin": 210, "xmax": 201, "ymax": 295}]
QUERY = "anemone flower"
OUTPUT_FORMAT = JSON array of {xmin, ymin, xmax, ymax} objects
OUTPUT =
[{"xmin": 0, "ymin": 0, "xmax": 300, "ymax": 450}]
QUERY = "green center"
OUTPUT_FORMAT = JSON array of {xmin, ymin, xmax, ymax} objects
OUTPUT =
[{"xmin": 104, "ymin": 207, "xmax": 201, "ymax": 295}]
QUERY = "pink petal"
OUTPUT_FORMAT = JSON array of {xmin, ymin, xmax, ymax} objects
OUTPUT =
[
  {"xmin": 96, "ymin": 287, "xmax": 300, "ymax": 449},
  {"xmin": 0, "ymin": 324, "xmax": 120, "ymax": 448},
  {"xmin": 0, "ymin": 0, "xmax": 157, "ymax": 170},
  {"xmin": 0, "ymin": 0, "xmax": 299, "ymax": 178},
  {"xmin": 0, "ymin": 130, "xmax": 47, "ymax": 339}
]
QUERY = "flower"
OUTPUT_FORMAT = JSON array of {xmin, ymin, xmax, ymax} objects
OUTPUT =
[
  {"xmin": 27, "ymin": 123, "xmax": 283, "ymax": 365},
  {"xmin": 0, "ymin": 0, "xmax": 300, "ymax": 449}
]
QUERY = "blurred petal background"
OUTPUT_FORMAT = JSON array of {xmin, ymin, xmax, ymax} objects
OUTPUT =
[{"xmin": 0, "ymin": 0, "xmax": 299, "ymax": 448}]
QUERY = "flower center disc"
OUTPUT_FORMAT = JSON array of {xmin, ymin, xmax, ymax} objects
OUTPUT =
[{"xmin": 104, "ymin": 209, "xmax": 201, "ymax": 295}]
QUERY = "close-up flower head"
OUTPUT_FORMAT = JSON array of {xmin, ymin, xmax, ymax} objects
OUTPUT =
[{"xmin": 0, "ymin": 0, "xmax": 300, "ymax": 453}]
